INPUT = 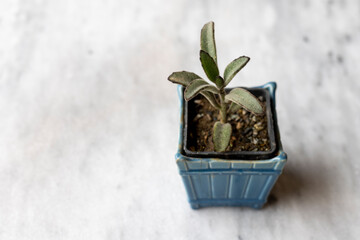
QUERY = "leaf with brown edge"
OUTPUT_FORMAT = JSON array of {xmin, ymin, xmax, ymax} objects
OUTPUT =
[
  {"xmin": 201, "ymin": 21, "xmax": 217, "ymax": 64},
  {"xmin": 227, "ymin": 102, "xmax": 242, "ymax": 113},
  {"xmin": 213, "ymin": 121, "xmax": 232, "ymax": 152},
  {"xmin": 225, "ymin": 88, "xmax": 264, "ymax": 115},
  {"xmin": 200, "ymin": 91, "xmax": 220, "ymax": 109},
  {"xmin": 223, "ymin": 56, "xmax": 250, "ymax": 86},
  {"xmin": 168, "ymin": 71, "xmax": 202, "ymax": 86},
  {"xmin": 200, "ymin": 50, "xmax": 219, "ymax": 84},
  {"xmin": 184, "ymin": 79, "xmax": 219, "ymax": 101}
]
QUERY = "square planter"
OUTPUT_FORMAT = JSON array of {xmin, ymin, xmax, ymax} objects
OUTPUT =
[{"xmin": 175, "ymin": 82, "xmax": 287, "ymax": 209}]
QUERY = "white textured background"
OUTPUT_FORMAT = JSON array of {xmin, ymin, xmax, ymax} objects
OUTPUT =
[{"xmin": 0, "ymin": 0, "xmax": 359, "ymax": 239}]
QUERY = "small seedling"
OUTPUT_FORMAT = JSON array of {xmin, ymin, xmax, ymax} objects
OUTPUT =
[{"xmin": 168, "ymin": 22, "xmax": 264, "ymax": 152}]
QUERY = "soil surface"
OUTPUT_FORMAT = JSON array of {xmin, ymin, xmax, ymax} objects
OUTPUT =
[{"xmin": 188, "ymin": 95, "xmax": 271, "ymax": 152}]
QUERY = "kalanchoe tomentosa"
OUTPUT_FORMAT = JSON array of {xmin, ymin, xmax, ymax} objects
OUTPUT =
[{"xmin": 168, "ymin": 21, "xmax": 264, "ymax": 152}]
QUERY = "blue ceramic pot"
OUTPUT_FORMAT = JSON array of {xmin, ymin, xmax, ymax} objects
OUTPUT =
[{"xmin": 175, "ymin": 82, "xmax": 287, "ymax": 209}]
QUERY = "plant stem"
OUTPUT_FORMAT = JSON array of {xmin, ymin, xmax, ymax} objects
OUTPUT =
[{"xmin": 219, "ymin": 88, "xmax": 227, "ymax": 123}]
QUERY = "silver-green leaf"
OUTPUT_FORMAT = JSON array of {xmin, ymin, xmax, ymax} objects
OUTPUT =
[
  {"xmin": 215, "ymin": 76, "xmax": 224, "ymax": 89},
  {"xmin": 213, "ymin": 121, "xmax": 232, "ymax": 152},
  {"xmin": 200, "ymin": 50, "xmax": 219, "ymax": 84},
  {"xmin": 200, "ymin": 91, "xmax": 221, "ymax": 109},
  {"xmin": 225, "ymin": 88, "xmax": 264, "ymax": 115},
  {"xmin": 201, "ymin": 21, "xmax": 217, "ymax": 64},
  {"xmin": 184, "ymin": 79, "xmax": 219, "ymax": 101},
  {"xmin": 228, "ymin": 102, "xmax": 242, "ymax": 113},
  {"xmin": 168, "ymin": 71, "xmax": 202, "ymax": 86},
  {"xmin": 223, "ymin": 56, "xmax": 250, "ymax": 86}
]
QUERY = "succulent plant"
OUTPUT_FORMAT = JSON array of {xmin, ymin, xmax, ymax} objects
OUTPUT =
[{"xmin": 168, "ymin": 22, "xmax": 264, "ymax": 152}]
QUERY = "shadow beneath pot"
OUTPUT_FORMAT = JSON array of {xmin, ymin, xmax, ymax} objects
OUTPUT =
[
  {"xmin": 265, "ymin": 167, "xmax": 303, "ymax": 207},
  {"xmin": 264, "ymin": 153, "xmax": 333, "ymax": 208}
]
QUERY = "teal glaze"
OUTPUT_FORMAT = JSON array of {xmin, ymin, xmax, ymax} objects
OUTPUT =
[{"xmin": 176, "ymin": 82, "xmax": 287, "ymax": 209}]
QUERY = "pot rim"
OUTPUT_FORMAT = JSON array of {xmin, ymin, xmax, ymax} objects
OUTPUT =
[{"xmin": 177, "ymin": 82, "xmax": 284, "ymax": 161}]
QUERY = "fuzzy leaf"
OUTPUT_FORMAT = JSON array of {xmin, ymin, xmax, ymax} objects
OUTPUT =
[
  {"xmin": 200, "ymin": 91, "xmax": 220, "ymax": 109},
  {"xmin": 200, "ymin": 50, "xmax": 219, "ymax": 84},
  {"xmin": 225, "ymin": 88, "xmax": 264, "ymax": 115},
  {"xmin": 228, "ymin": 102, "xmax": 242, "ymax": 113},
  {"xmin": 201, "ymin": 21, "xmax": 217, "ymax": 64},
  {"xmin": 168, "ymin": 71, "xmax": 202, "ymax": 86},
  {"xmin": 184, "ymin": 79, "xmax": 219, "ymax": 101},
  {"xmin": 213, "ymin": 121, "xmax": 232, "ymax": 152},
  {"xmin": 215, "ymin": 76, "xmax": 224, "ymax": 89},
  {"xmin": 223, "ymin": 56, "xmax": 250, "ymax": 86}
]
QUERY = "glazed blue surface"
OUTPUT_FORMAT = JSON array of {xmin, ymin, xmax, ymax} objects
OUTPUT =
[{"xmin": 176, "ymin": 82, "xmax": 287, "ymax": 209}]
